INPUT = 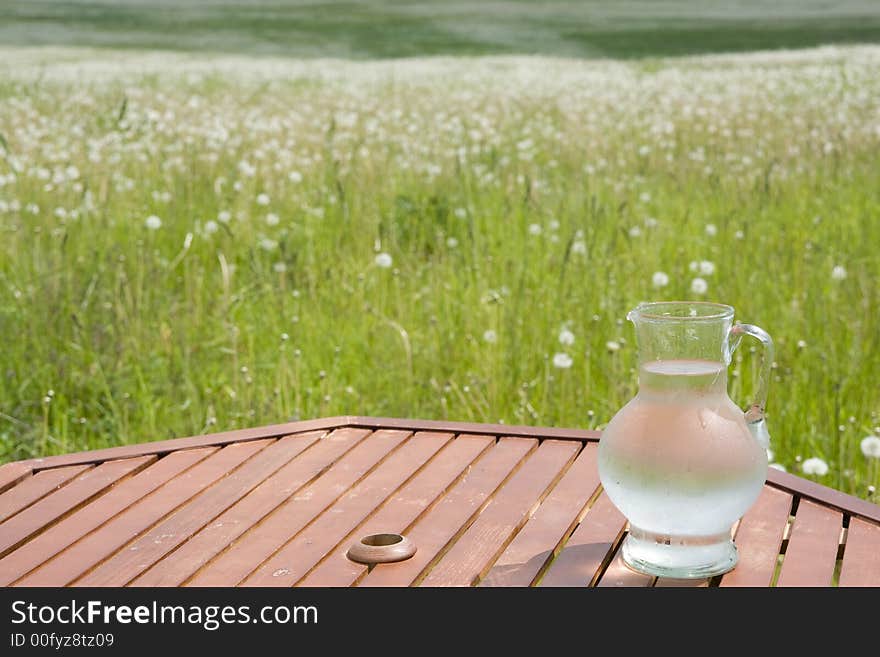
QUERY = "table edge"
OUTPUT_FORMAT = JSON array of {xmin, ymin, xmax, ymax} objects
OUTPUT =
[{"xmin": 4, "ymin": 415, "xmax": 879, "ymax": 523}]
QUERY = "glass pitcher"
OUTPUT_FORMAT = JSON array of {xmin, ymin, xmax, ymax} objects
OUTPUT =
[{"xmin": 597, "ymin": 301, "xmax": 773, "ymax": 579}]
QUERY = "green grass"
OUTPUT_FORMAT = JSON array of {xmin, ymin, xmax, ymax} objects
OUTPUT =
[
  {"xmin": 1, "ymin": 1, "xmax": 880, "ymax": 59},
  {"xmin": 0, "ymin": 47, "xmax": 879, "ymax": 500}
]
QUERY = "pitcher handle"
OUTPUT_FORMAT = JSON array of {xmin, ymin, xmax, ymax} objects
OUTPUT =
[{"xmin": 729, "ymin": 322, "xmax": 774, "ymax": 449}]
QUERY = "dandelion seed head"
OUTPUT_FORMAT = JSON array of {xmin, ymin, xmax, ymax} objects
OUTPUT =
[
  {"xmin": 144, "ymin": 215, "xmax": 162, "ymax": 230},
  {"xmin": 553, "ymin": 352, "xmax": 573, "ymax": 369},
  {"xmin": 652, "ymin": 271, "xmax": 669, "ymax": 288},
  {"xmin": 861, "ymin": 435, "xmax": 880, "ymax": 459},
  {"xmin": 558, "ymin": 328, "xmax": 575, "ymax": 346},
  {"xmin": 375, "ymin": 252, "xmax": 393, "ymax": 268},
  {"xmin": 801, "ymin": 457, "xmax": 829, "ymax": 476},
  {"xmin": 690, "ymin": 277, "xmax": 708, "ymax": 295}
]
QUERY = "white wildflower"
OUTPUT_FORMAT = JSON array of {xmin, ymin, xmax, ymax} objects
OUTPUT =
[
  {"xmin": 288, "ymin": 171, "xmax": 303, "ymax": 183},
  {"xmin": 860, "ymin": 435, "xmax": 880, "ymax": 459},
  {"xmin": 572, "ymin": 240, "xmax": 587, "ymax": 255},
  {"xmin": 483, "ymin": 330, "xmax": 497, "ymax": 344},
  {"xmin": 218, "ymin": 210, "xmax": 231, "ymax": 223},
  {"xmin": 203, "ymin": 220, "xmax": 219, "ymax": 235},
  {"xmin": 145, "ymin": 215, "xmax": 162, "ymax": 230},
  {"xmin": 558, "ymin": 329, "xmax": 575, "ymax": 346},
  {"xmin": 266, "ymin": 212, "xmax": 280, "ymax": 226},
  {"xmin": 256, "ymin": 193, "xmax": 270, "ymax": 206},
  {"xmin": 375, "ymin": 252, "xmax": 393, "ymax": 268},
  {"xmin": 652, "ymin": 271, "xmax": 669, "ymax": 288},
  {"xmin": 259, "ymin": 238, "xmax": 278, "ymax": 251},
  {"xmin": 691, "ymin": 277, "xmax": 708, "ymax": 295},
  {"xmin": 801, "ymin": 457, "xmax": 829, "ymax": 476},
  {"xmin": 699, "ymin": 260, "xmax": 715, "ymax": 276},
  {"xmin": 705, "ymin": 224, "xmax": 718, "ymax": 236},
  {"xmin": 831, "ymin": 265, "xmax": 847, "ymax": 281},
  {"xmin": 552, "ymin": 352, "xmax": 573, "ymax": 369},
  {"xmin": 528, "ymin": 223, "xmax": 542, "ymax": 236},
  {"xmin": 273, "ymin": 262, "xmax": 287, "ymax": 273}
]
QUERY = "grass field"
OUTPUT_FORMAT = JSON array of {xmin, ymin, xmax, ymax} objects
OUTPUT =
[
  {"xmin": 2, "ymin": 1, "xmax": 880, "ymax": 59},
  {"xmin": 1, "ymin": 45, "xmax": 879, "ymax": 498}
]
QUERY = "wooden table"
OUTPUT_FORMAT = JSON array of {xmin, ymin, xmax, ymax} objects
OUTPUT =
[{"xmin": 1, "ymin": 416, "xmax": 878, "ymax": 587}]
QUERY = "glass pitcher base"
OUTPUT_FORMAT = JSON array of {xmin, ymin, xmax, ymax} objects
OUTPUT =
[{"xmin": 621, "ymin": 528, "xmax": 738, "ymax": 579}]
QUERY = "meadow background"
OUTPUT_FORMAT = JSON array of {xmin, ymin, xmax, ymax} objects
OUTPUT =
[{"xmin": 1, "ymin": 1, "xmax": 879, "ymax": 500}]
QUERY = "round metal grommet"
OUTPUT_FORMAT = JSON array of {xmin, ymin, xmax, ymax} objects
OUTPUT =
[{"xmin": 347, "ymin": 533, "xmax": 416, "ymax": 565}]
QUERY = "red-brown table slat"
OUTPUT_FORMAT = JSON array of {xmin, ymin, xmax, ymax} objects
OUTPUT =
[
  {"xmin": 838, "ymin": 517, "xmax": 880, "ymax": 587},
  {"xmin": 132, "ymin": 429, "xmax": 363, "ymax": 587},
  {"xmin": 15, "ymin": 440, "xmax": 272, "ymax": 586},
  {"xmin": 0, "ymin": 464, "xmax": 92, "ymax": 523},
  {"xmin": 298, "ymin": 435, "xmax": 493, "ymax": 587},
  {"xmin": 360, "ymin": 437, "xmax": 537, "ymax": 587},
  {"xmin": 775, "ymin": 499, "xmax": 842, "ymax": 587},
  {"xmin": 16, "ymin": 417, "xmax": 351, "ymax": 471},
  {"xmin": 419, "ymin": 439, "xmax": 580, "ymax": 587},
  {"xmin": 481, "ymin": 443, "xmax": 601, "ymax": 587},
  {"xmin": 74, "ymin": 432, "xmax": 322, "ymax": 586},
  {"xmin": 243, "ymin": 432, "xmax": 454, "ymax": 586},
  {"xmin": 0, "ymin": 462, "xmax": 31, "ymax": 495},
  {"xmin": 0, "ymin": 448, "xmax": 215, "ymax": 586},
  {"xmin": 540, "ymin": 492, "xmax": 626, "ymax": 587},
  {"xmin": 0, "ymin": 455, "xmax": 155, "ymax": 558},
  {"xmin": 186, "ymin": 429, "xmax": 409, "ymax": 586},
  {"xmin": 719, "ymin": 486, "xmax": 792, "ymax": 587}
]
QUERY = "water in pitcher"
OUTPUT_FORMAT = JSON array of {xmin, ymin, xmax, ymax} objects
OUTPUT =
[{"xmin": 598, "ymin": 358, "xmax": 767, "ymax": 575}]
